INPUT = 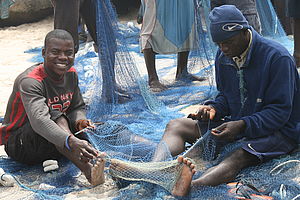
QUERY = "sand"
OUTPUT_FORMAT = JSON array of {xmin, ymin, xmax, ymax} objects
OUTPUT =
[{"xmin": 0, "ymin": 17, "xmax": 53, "ymax": 116}]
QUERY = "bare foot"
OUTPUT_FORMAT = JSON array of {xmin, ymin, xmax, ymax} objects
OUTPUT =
[
  {"xmin": 175, "ymin": 73, "xmax": 207, "ymax": 82},
  {"xmin": 171, "ymin": 156, "xmax": 196, "ymax": 196},
  {"xmin": 149, "ymin": 80, "xmax": 167, "ymax": 92},
  {"xmin": 89, "ymin": 154, "xmax": 106, "ymax": 186}
]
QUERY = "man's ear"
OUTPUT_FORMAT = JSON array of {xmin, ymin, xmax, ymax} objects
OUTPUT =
[{"xmin": 42, "ymin": 48, "xmax": 45, "ymax": 58}]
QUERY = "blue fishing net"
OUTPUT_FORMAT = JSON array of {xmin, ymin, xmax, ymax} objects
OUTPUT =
[{"xmin": 1, "ymin": 0, "xmax": 299, "ymax": 199}]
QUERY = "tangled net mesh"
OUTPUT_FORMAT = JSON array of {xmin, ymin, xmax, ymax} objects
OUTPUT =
[{"xmin": 0, "ymin": 0, "xmax": 299, "ymax": 199}]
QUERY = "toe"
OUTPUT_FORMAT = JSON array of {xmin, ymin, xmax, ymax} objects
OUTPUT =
[{"xmin": 177, "ymin": 156, "xmax": 184, "ymax": 163}]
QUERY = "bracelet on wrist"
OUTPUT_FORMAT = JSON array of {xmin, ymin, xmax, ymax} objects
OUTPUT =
[{"xmin": 65, "ymin": 135, "xmax": 72, "ymax": 151}]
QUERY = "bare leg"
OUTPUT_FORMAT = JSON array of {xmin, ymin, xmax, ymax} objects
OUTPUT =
[
  {"xmin": 56, "ymin": 146, "xmax": 106, "ymax": 185},
  {"xmin": 293, "ymin": 18, "xmax": 300, "ymax": 67},
  {"xmin": 109, "ymin": 156, "xmax": 195, "ymax": 196},
  {"xmin": 175, "ymin": 51, "xmax": 206, "ymax": 82},
  {"xmin": 56, "ymin": 116, "xmax": 105, "ymax": 185},
  {"xmin": 171, "ymin": 156, "xmax": 196, "ymax": 196},
  {"xmin": 152, "ymin": 118, "xmax": 200, "ymax": 161},
  {"xmin": 192, "ymin": 149, "xmax": 259, "ymax": 186},
  {"xmin": 143, "ymin": 48, "xmax": 167, "ymax": 92}
]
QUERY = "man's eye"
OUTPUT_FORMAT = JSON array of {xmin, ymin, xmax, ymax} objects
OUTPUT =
[
  {"xmin": 51, "ymin": 50, "xmax": 59, "ymax": 54},
  {"xmin": 66, "ymin": 51, "xmax": 74, "ymax": 56}
]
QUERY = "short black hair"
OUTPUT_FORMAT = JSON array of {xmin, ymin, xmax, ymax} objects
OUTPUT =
[{"xmin": 44, "ymin": 29, "xmax": 74, "ymax": 49}]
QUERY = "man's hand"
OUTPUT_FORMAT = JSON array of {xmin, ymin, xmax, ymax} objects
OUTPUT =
[
  {"xmin": 76, "ymin": 119, "xmax": 95, "ymax": 131},
  {"xmin": 211, "ymin": 120, "xmax": 246, "ymax": 142},
  {"xmin": 67, "ymin": 135, "xmax": 99, "ymax": 163},
  {"xmin": 188, "ymin": 105, "xmax": 216, "ymax": 121}
]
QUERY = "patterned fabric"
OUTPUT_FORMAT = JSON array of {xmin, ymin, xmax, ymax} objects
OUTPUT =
[
  {"xmin": 140, "ymin": 0, "xmax": 196, "ymax": 54},
  {"xmin": 0, "ymin": 0, "xmax": 14, "ymax": 19}
]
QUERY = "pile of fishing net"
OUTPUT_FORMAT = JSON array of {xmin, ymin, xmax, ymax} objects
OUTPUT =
[{"xmin": 0, "ymin": 0, "xmax": 299, "ymax": 199}]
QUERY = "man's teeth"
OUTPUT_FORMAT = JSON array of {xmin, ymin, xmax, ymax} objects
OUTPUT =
[{"xmin": 56, "ymin": 63, "xmax": 67, "ymax": 67}]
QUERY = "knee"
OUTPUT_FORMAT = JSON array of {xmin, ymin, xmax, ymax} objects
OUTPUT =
[
  {"xmin": 230, "ymin": 149, "xmax": 259, "ymax": 168},
  {"xmin": 165, "ymin": 119, "xmax": 183, "ymax": 133}
]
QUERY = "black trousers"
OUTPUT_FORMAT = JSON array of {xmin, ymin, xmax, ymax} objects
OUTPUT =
[
  {"xmin": 4, "ymin": 122, "xmax": 89, "ymax": 165},
  {"xmin": 53, "ymin": 0, "xmax": 97, "ymax": 52},
  {"xmin": 4, "ymin": 123, "xmax": 62, "ymax": 165}
]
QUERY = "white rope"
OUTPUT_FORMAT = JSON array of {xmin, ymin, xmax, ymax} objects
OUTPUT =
[
  {"xmin": 291, "ymin": 194, "xmax": 300, "ymax": 200},
  {"xmin": 269, "ymin": 160, "xmax": 300, "ymax": 175},
  {"xmin": 0, "ymin": 168, "xmax": 15, "ymax": 187},
  {"xmin": 279, "ymin": 184, "xmax": 286, "ymax": 199},
  {"xmin": 43, "ymin": 160, "xmax": 59, "ymax": 172}
]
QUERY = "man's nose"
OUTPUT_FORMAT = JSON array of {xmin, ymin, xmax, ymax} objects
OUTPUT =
[{"xmin": 58, "ymin": 52, "xmax": 68, "ymax": 60}]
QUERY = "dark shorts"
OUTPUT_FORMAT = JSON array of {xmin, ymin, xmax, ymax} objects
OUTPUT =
[
  {"xmin": 4, "ymin": 123, "xmax": 62, "ymax": 165},
  {"xmin": 241, "ymin": 132, "xmax": 297, "ymax": 162},
  {"xmin": 197, "ymin": 120, "xmax": 297, "ymax": 163},
  {"xmin": 287, "ymin": 0, "xmax": 300, "ymax": 19}
]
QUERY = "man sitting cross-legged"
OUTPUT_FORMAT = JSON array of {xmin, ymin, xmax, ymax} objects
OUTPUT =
[
  {"xmin": 150, "ymin": 5, "xmax": 300, "ymax": 196},
  {"xmin": 74, "ymin": 5, "xmax": 300, "ymax": 197}
]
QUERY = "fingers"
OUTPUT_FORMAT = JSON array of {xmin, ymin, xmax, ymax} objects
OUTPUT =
[
  {"xmin": 209, "ymin": 108, "xmax": 216, "ymax": 120},
  {"xmin": 84, "ymin": 142, "xmax": 99, "ymax": 157},
  {"xmin": 77, "ymin": 119, "xmax": 95, "ymax": 131},
  {"xmin": 86, "ymin": 120, "xmax": 96, "ymax": 129},
  {"xmin": 195, "ymin": 106, "xmax": 216, "ymax": 121},
  {"xmin": 210, "ymin": 123, "xmax": 226, "ymax": 137},
  {"xmin": 78, "ymin": 144, "xmax": 99, "ymax": 163},
  {"xmin": 211, "ymin": 128, "xmax": 222, "ymax": 136},
  {"xmin": 79, "ymin": 152, "xmax": 89, "ymax": 163}
]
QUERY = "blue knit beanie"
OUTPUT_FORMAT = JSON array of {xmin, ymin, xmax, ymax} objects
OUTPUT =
[{"xmin": 209, "ymin": 5, "xmax": 250, "ymax": 43}]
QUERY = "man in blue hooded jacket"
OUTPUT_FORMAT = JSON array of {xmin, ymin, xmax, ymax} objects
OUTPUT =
[{"xmin": 151, "ymin": 5, "xmax": 300, "ymax": 195}]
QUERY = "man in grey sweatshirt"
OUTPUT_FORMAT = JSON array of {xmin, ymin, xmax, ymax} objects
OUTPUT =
[{"xmin": 0, "ymin": 29, "xmax": 105, "ymax": 186}]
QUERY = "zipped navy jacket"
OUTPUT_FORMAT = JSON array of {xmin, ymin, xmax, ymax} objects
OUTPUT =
[{"xmin": 207, "ymin": 28, "xmax": 300, "ymax": 142}]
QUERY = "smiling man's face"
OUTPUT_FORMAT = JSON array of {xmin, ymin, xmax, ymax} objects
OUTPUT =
[{"xmin": 42, "ymin": 38, "xmax": 75, "ymax": 78}]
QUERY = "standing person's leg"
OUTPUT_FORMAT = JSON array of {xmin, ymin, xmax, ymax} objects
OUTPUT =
[
  {"xmin": 287, "ymin": 0, "xmax": 300, "ymax": 67},
  {"xmin": 175, "ymin": 51, "xmax": 189, "ymax": 80},
  {"xmin": 293, "ymin": 18, "xmax": 300, "ymax": 67},
  {"xmin": 244, "ymin": 14, "xmax": 261, "ymax": 34},
  {"xmin": 175, "ymin": 51, "xmax": 206, "ymax": 82},
  {"xmin": 144, "ymin": 48, "xmax": 167, "ymax": 92},
  {"xmin": 81, "ymin": 0, "xmax": 130, "ymax": 102},
  {"xmin": 53, "ymin": 0, "xmax": 80, "ymax": 53},
  {"xmin": 80, "ymin": 0, "xmax": 97, "ymax": 45},
  {"xmin": 152, "ymin": 118, "xmax": 200, "ymax": 161}
]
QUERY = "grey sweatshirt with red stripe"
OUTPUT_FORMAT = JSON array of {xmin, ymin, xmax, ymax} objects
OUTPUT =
[{"xmin": 0, "ymin": 63, "xmax": 86, "ymax": 148}]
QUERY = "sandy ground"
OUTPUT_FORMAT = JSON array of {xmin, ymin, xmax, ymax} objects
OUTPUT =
[
  {"xmin": 0, "ymin": 17, "xmax": 53, "ymax": 117},
  {"xmin": 0, "ymin": 17, "xmax": 54, "ymax": 159}
]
